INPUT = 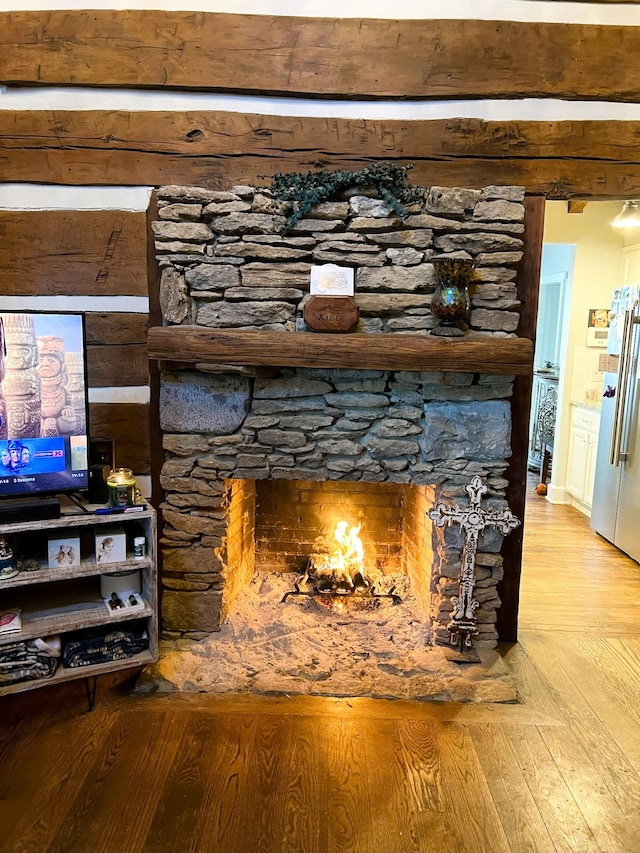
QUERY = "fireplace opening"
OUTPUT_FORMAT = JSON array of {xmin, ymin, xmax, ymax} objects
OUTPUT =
[
  {"xmin": 223, "ymin": 478, "xmax": 436, "ymax": 625},
  {"xmin": 148, "ymin": 472, "xmax": 519, "ymax": 702},
  {"xmin": 281, "ymin": 516, "xmax": 405, "ymax": 610}
]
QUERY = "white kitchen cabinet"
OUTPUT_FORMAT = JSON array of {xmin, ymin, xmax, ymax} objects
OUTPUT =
[{"xmin": 566, "ymin": 405, "xmax": 601, "ymax": 513}]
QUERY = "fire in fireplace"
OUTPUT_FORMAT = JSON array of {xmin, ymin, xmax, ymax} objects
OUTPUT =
[
  {"xmin": 310, "ymin": 520, "xmax": 368, "ymax": 594},
  {"xmin": 281, "ymin": 517, "xmax": 404, "ymax": 607}
]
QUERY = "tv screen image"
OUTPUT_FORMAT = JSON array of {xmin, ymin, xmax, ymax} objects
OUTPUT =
[{"xmin": 0, "ymin": 312, "xmax": 89, "ymax": 499}]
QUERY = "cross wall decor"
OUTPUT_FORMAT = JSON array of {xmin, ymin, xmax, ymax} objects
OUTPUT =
[{"xmin": 428, "ymin": 476, "xmax": 520, "ymax": 650}]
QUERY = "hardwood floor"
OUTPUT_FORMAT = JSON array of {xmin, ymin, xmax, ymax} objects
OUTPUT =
[{"xmin": 2, "ymin": 485, "xmax": 640, "ymax": 853}]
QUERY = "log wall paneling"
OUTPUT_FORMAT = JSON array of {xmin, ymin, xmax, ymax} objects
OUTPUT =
[
  {"xmin": 84, "ymin": 312, "xmax": 149, "ymax": 346},
  {"xmin": 0, "ymin": 8, "xmax": 623, "ymax": 634},
  {"xmin": 0, "ymin": 211, "xmax": 149, "ymax": 297},
  {"xmin": 2, "ymin": 12, "xmax": 640, "ymax": 102},
  {"xmin": 89, "ymin": 402, "xmax": 151, "ymax": 474},
  {"xmin": 2, "ymin": 112, "xmax": 640, "ymax": 199},
  {"xmin": 85, "ymin": 312, "xmax": 149, "ymax": 389}
]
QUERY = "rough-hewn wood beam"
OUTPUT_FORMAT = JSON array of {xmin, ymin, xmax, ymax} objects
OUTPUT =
[
  {"xmin": 4, "ymin": 111, "xmax": 640, "ymax": 163},
  {"xmin": 90, "ymin": 402, "xmax": 150, "ymax": 473},
  {"xmin": 1, "ymin": 11, "xmax": 640, "ymax": 102},
  {"xmin": 0, "ymin": 210, "xmax": 148, "ymax": 296},
  {"xmin": 147, "ymin": 327, "xmax": 533, "ymax": 376},
  {"xmin": 2, "ymin": 111, "xmax": 639, "ymax": 199},
  {"xmin": 85, "ymin": 313, "xmax": 149, "ymax": 388},
  {"xmin": 567, "ymin": 201, "xmax": 589, "ymax": 213},
  {"xmin": 499, "ymin": 194, "xmax": 545, "ymax": 642}
]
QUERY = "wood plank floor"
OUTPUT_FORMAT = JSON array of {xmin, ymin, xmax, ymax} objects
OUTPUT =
[{"xmin": 2, "ymin": 484, "xmax": 640, "ymax": 853}]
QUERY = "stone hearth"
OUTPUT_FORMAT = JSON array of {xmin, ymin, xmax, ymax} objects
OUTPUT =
[
  {"xmin": 149, "ymin": 180, "xmax": 527, "ymax": 699},
  {"xmin": 138, "ymin": 572, "xmax": 519, "ymax": 703}
]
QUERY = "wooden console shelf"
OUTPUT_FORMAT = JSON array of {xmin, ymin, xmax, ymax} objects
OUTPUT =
[
  {"xmin": 148, "ymin": 327, "xmax": 534, "ymax": 376},
  {"xmin": 0, "ymin": 505, "xmax": 157, "ymax": 700}
]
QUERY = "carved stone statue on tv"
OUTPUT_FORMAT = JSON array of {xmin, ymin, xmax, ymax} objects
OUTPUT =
[
  {"xmin": 63, "ymin": 351, "xmax": 87, "ymax": 434},
  {"xmin": 0, "ymin": 316, "xmax": 8, "ymax": 441},
  {"xmin": 2, "ymin": 313, "xmax": 42, "ymax": 439},
  {"xmin": 37, "ymin": 336, "xmax": 77, "ymax": 437}
]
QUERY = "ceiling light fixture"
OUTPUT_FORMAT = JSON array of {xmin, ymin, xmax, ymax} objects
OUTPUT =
[{"xmin": 611, "ymin": 200, "xmax": 640, "ymax": 229}]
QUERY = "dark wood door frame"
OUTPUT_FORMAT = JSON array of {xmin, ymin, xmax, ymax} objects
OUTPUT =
[{"xmin": 498, "ymin": 194, "xmax": 545, "ymax": 642}]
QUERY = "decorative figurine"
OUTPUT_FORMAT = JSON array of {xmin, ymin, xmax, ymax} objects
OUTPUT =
[
  {"xmin": 3, "ymin": 313, "xmax": 42, "ymax": 439},
  {"xmin": 37, "ymin": 335, "xmax": 78, "ymax": 437},
  {"xmin": 0, "ymin": 536, "xmax": 19, "ymax": 580},
  {"xmin": 430, "ymin": 256, "xmax": 476, "ymax": 337}
]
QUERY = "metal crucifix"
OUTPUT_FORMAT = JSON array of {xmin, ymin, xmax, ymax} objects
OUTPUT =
[{"xmin": 428, "ymin": 476, "xmax": 520, "ymax": 651}]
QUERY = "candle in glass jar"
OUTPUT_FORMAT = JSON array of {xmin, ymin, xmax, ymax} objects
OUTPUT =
[{"xmin": 106, "ymin": 468, "xmax": 136, "ymax": 508}]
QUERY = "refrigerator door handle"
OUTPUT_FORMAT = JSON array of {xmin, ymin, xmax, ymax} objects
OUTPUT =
[{"xmin": 610, "ymin": 308, "xmax": 638, "ymax": 466}]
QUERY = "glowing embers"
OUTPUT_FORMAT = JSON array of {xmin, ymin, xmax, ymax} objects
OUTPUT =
[{"xmin": 281, "ymin": 519, "xmax": 402, "ymax": 609}]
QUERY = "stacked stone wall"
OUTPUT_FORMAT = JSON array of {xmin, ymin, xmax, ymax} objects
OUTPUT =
[
  {"xmin": 159, "ymin": 367, "xmax": 512, "ymax": 644},
  {"xmin": 154, "ymin": 181, "xmax": 525, "ymax": 647},
  {"xmin": 154, "ymin": 183, "xmax": 525, "ymax": 336}
]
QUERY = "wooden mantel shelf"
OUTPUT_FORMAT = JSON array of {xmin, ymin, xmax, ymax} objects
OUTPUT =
[{"xmin": 148, "ymin": 327, "xmax": 533, "ymax": 375}]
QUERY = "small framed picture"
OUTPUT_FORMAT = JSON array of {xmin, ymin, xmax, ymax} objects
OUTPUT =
[
  {"xmin": 588, "ymin": 308, "xmax": 610, "ymax": 329},
  {"xmin": 95, "ymin": 525, "xmax": 127, "ymax": 565},
  {"xmin": 310, "ymin": 264, "xmax": 355, "ymax": 296},
  {"xmin": 48, "ymin": 536, "xmax": 81, "ymax": 569}
]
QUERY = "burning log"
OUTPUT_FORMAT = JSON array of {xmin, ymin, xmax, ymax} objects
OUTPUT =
[
  {"xmin": 307, "ymin": 521, "xmax": 369, "ymax": 594},
  {"xmin": 281, "ymin": 519, "xmax": 402, "ymax": 607}
]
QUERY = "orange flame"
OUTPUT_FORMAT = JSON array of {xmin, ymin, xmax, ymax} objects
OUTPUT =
[
  {"xmin": 311, "ymin": 520, "xmax": 364, "ymax": 587},
  {"xmin": 333, "ymin": 521, "xmax": 364, "ymax": 578}
]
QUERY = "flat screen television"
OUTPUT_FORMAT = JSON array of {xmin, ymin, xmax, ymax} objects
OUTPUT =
[{"xmin": 0, "ymin": 311, "xmax": 90, "ymax": 502}]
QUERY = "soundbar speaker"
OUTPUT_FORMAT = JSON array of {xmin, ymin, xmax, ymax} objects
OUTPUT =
[{"xmin": 0, "ymin": 497, "xmax": 61, "ymax": 524}]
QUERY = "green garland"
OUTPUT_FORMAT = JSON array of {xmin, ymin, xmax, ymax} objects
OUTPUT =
[{"xmin": 270, "ymin": 163, "xmax": 423, "ymax": 229}]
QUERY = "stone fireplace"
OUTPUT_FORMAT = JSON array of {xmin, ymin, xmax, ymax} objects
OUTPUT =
[
  {"xmin": 149, "ymin": 180, "xmax": 529, "ymax": 691},
  {"xmin": 158, "ymin": 365, "xmax": 513, "ymax": 649}
]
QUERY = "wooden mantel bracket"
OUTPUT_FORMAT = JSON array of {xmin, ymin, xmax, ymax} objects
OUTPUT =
[{"xmin": 147, "ymin": 327, "xmax": 534, "ymax": 376}]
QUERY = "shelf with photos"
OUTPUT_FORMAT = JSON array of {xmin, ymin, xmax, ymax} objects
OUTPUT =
[{"xmin": 0, "ymin": 504, "xmax": 157, "ymax": 699}]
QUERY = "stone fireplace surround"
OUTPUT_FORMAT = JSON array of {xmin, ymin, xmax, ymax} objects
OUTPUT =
[{"xmin": 152, "ymin": 181, "xmax": 526, "ymax": 656}]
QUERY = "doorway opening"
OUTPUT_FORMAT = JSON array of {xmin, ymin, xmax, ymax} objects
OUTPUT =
[{"xmin": 532, "ymin": 201, "xmax": 635, "ymax": 516}]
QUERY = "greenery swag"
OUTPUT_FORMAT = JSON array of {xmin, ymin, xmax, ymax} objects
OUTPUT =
[{"xmin": 270, "ymin": 163, "xmax": 423, "ymax": 229}]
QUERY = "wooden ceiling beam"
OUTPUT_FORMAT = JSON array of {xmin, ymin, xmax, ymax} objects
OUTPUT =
[
  {"xmin": 1, "ymin": 11, "xmax": 640, "ymax": 102},
  {"xmin": 2, "ymin": 112, "xmax": 640, "ymax": 199}
]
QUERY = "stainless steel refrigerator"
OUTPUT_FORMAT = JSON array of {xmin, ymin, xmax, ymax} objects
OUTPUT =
[{"xmin": 590, "ymin": 285, "xmax": 640, "ymax": 562}]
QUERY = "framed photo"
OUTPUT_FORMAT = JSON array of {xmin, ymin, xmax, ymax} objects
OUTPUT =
[
  {"xmin": 95, "ymin": 526, "xmax": 127, "ymax": 564},
  {"xmin": 588, "ymin": 308, "xmax": 609, "ymax": 329},
  {"xmin": 48, "ymin": 536, "xmax": 81, "ymax": 569},
  {"xmin": 310, "ymin": 264, "xmax": 355, "ymax": 296}
]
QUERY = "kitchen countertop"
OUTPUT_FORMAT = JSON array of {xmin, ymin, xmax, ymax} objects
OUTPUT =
[{"xmin": 570, "ymin": 399, "xmax": 602, "ymax": 412}]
